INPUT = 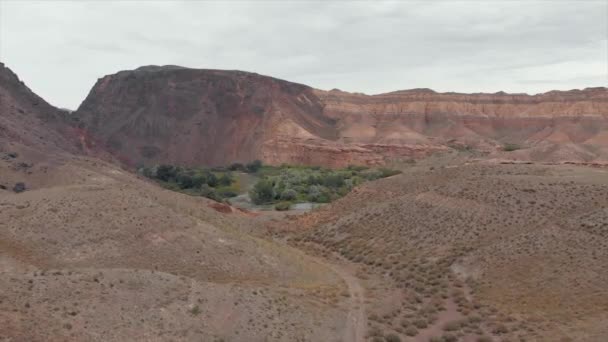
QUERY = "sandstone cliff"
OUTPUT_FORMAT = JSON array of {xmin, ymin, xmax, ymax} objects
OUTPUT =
[{"xmin": 68, "ymin": 65, "xmax": 608, "ymax": 167}]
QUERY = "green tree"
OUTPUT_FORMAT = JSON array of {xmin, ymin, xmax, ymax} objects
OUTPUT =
[
  {"xmin": 156, "ymin": 165, "xmax": 176, "ymax": 182},
  {"xmin": 246, "ymin": 160, "xmax": 263, "ymax": 173},
  {"xmin": 280, "ymin": 188, "xmax": 297, "ymax": 201},
  {"xmin": 176, "ymin": 172, "xmax": 194, "ymax": 189},
  {"xmin": 218, "ymin": 172, "xmax": 233, "ymax": 186},
  {"xmin": 250, "ymin": 179, "xmax": 275, "ymax": 204},
  {"xmin": 205, "ymin": 172, "xmax": 218, "ymax": 187}
]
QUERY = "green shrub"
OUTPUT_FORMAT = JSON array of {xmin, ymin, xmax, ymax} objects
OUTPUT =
[
  {"xmin": 404, "ymin": 326, "xmax": 418, "ymax": 336},
  {"xmin": 228, "ymin": 162, "xmax": 245, "ymax": 171},
  {"xmin": 176, "ymin": 172, "xmax": 194, "ymax": 189},
  {"xmin": 218, "ymin": 173, "xmax": 233, "ymax": 186},
  {"xmin": 190, "ymin": 305, "xmax": 201, "ymax": 315},
  {"xmin": 280, "ymin": 188, "xmax": 297, "ymax": 201},
  {"xmin": 200, "ymin": 184, "xmax": 219, "ymax": 201},
  {"xmin": 322, "ymin": 173, "xmax": 345, "ymax": 188},
  {"xmin": 246, "ymin": 160, "xmax": 263, "ymax": 173},
  {"xmin": 274, "ymin": 202, "xmax": 291, "ymax": 211},
  {"xmin": 205, "ymin": 172, "xmax": 218, "ymax": 187},
  {"xmin": 503, "ymin": 143, "xmax": 520, "ymax": 152},
  {"xmin": 385, "ymin": 333, "xmax": 402, "ymax": 342},
  {"xmin": 379, "ymin": 168, "xmax": 402, "ymax": 178},
  {"xmin": 250, "ymin": 179, "xmax": 275, "ymax": 204},
  {"xmin": 156, "ymin": 164, "xmax": 177, "ymax": 181}
]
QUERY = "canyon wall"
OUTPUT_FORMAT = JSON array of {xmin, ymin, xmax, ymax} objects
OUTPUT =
[{"xmin": 70, "ymin": 66, "xmax": 608, "ymax": 167}]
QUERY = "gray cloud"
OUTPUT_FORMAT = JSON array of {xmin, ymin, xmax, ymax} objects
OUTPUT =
[{"xmin": 0, "ymin": 0, "xmax": 606, "ymax": 109}]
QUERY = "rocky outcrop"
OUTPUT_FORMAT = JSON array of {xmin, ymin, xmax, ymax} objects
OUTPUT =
[
  {"xmin": 0, "ymin": 63, "xmax": 76, "ymax": 153},
  {"xmin": 73, "ymin": 65, "xmax": 608, "ymax": 167}
]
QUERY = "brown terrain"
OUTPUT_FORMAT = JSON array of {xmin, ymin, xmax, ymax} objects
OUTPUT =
[
  {"xmin": 1, "ymin": 62, "xmax": 608, "ymax": 342},
  {"xmin": 73, "ymin": 65, "xmax": 608, "ymax": 168}
]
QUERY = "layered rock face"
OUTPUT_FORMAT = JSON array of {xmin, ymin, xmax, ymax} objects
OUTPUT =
[
  {"xmin": 75, "ymin": 66, "xmax": 342, "ymax": 166},
  {"xmin": 74, "ymin": 65, "xmax": 608, "ymax": 167}
]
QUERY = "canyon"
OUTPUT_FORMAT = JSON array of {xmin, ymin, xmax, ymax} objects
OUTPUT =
[{"xmin": 1, "ymin": 62, "xmax": 608, "ymax": 341}]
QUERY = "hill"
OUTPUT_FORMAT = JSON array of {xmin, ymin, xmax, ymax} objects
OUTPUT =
[
  {"xmin": 282, "ymin": 161, "xmax": 608, "ymax": 341},
  {"xmin": 0, "ymin": 63, "xmax": 355, "ymax": 341}
]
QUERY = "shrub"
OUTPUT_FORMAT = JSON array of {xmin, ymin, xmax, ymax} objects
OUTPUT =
[
  {"xmin": 307, "ymin": 185, "xmax": 330, "ymax": 203},
  {"xmin": 385, "ymin": 333, "xmax": 402, "ymax": 342},
  {"xmin": 228, "ymin": 163, "xmax": 245, "ymax": 171},
  {"xmin": 156, "ymin": 165, "xmax": 176, "ymax": 181},
  {"xmin": 503, "ymin": 143, "xmax": 521, "ymax": 152},
  {"xmin": 250, "ymin": 179, "xmax": 275, "ymax": 204},
  {"xmin": 379, "ymin": 168, "xmax": 402, "ymax": 178},
  {"xmin": 443, "ymin": 321, "xmax": 460, "ymax": 331},
  {"xmin": 192, "ymin": 173, "xmax": 207, "ymax": 188},
  {"xmin": 245, "ymin": 160, "xmax": 263, "ymax": 173},
  {"xmin": 477, "ymin": 337, "xmax": 493, "ymax": 342},
  {"xmin": 205, "ymin": 172, "xmax": 218, "ymax": 187},
  {"xmin": 322, "ymin": 173, "xmax": 345, "ymax": 188},
  {"xmin": 200, "ymin": 184, "xmax": 219, "ymax": 201},
  {"xmin": 190, "ymin": 305, "xmax": 201, "ymax": 315},
  {"xmin": 414, "ymin": 319, "xmax": 428, "ymax": 329},
  {"xmin": 492, "ymin": 324, "xmax": 508, "ymax": 334},
  {"xmin": 176, "ymin": 172, "xmax": 194, "ymax": 189},
  {"xmin": 274, "ymin": 202, "xmax": 291, "ymax": 211},
  {"xmin": 218, "ymin": 190, "xmax": 238, "ymax": 198},
  {"xmin": 404, "ymin": 326, "xmax": 418, "ymax": 336},
  {"xmin": 218, "ymin": 173, "xmax": 233, "ymax": 186},
  {"xmin": 442, "ymin": 334, "xmax": 457, "ymax": 342},
  {"xmin": 13, "ymin": 182, "xmax": 26, "ymax": 193},
  {"xmin": 280, "ymin": 188, "xmax": 297, "ymax": 201}
]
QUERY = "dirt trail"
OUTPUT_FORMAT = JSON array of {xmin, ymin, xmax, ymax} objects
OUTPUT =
[
  {"xmin": 329, "ymin": 262, "xmax": 366, "ymax": 342},
  {"xmin": 302, "ymin": 251, "xmax": 366, "ymax": 342}
]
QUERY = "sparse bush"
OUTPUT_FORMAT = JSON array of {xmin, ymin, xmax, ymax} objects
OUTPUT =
[
  {"xmin": 442, "ymin": 334, "xmax": 457, "ymax": 342},
  {"xmin": 200, "ymin": 184, "xmax": 219, "ymax": 201},
  {"xmin": 414, "ymin": 318, "xmax": 428, "ymax": 329},
  {"xmin": 280, "ymin": 188, "xmax": 297, "ymax": 201},
  {"xmin": 13, "ymin": 182, "xmax": 26, "ymax": 193},
  {"xmin": 274, "ymin": 202, "xmax": 291, "ymax": 211},
  {"xmin": 245, "ymin": 160, "xmax": 263, "ymax": 173},
  {"xmin": 228, "ymin": 162, "xmax": 245, "ymax": 171},
  {"xmin": 156, "ymin": 164, "xmax": 176, "ymax": 182},
  {"xmin": 503, "ymin": 143, "xmax": 521, "ymax": 152},
  {"xmin": 250, "ymin": 179, "xmax": 275, "ymax": 204},
  {"xmin": 443, "ymin": 321, "xmax": 461, "ymax": 331},
  {"xmin": 405, "ymin": 326, "xmax": 418, "ymax": 336},
  {"xmin": 190, "ymin": 305, "xmax": 201, "ymax": 315},
  {"xmin": 385, "ymin": 333, "xmax": 402, "ymax": 342}
]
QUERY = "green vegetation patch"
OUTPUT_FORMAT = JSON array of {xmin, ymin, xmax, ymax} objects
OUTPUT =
[
  {"xmin": 139, "ymin": 164, "xmax": 239, "ymax": 201},
  {"xmin": 248, "ymin": 163, "xmax": 401, "ymax": 207},
  {"xmin": 503, "ymin": 143, "xmax": 521, "ymax": 152},
  {"xmin": 140, "ymin": 161, "xmax": 401, "ymax": 209}
]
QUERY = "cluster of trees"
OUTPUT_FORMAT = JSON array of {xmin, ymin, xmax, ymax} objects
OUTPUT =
[
  {"xmin": 227, "ymin": 160, "xmax": 263, "ymax": 173},
  {"xmin": 249, "ymin": 165, "xmax": 401, "ymax": 207},
  {"xmin": 140, "ymin": 164, "xmax": 236, "ymax": 201}
]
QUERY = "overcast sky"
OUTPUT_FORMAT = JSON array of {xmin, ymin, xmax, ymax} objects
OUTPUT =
[{"xmin": 0, "ymin": 0, "xmax": 606, "ymax": 109}]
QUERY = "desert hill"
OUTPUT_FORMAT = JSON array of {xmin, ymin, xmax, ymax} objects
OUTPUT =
[
  {"xmin": 73, "ymin": 65, "xmax": 608, "ymax": 168},
  {"xmin": 0, "ymin": 63, "xmax": 76, "ymax": 153},
  {"xmin": 0, "ymin": 64, "xmax": 355, "ymax": 341},
  {"xmin": 281, "ymin": 160, "xmax": 608, "ymax": 341}
]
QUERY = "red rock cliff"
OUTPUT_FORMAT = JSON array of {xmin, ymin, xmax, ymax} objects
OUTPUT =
[{"xmin": 74, "ymin": 66, "xmax": 608, "ymax": 167}]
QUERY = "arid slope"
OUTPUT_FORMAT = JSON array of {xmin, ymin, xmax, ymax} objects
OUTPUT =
[
  {"xmin": 0, "ymin": 64, "xmax": 354, "ymax": 342},
  {"xmin": 284, "ymin": 161, "xmax": 608, "ymax": 341}
]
